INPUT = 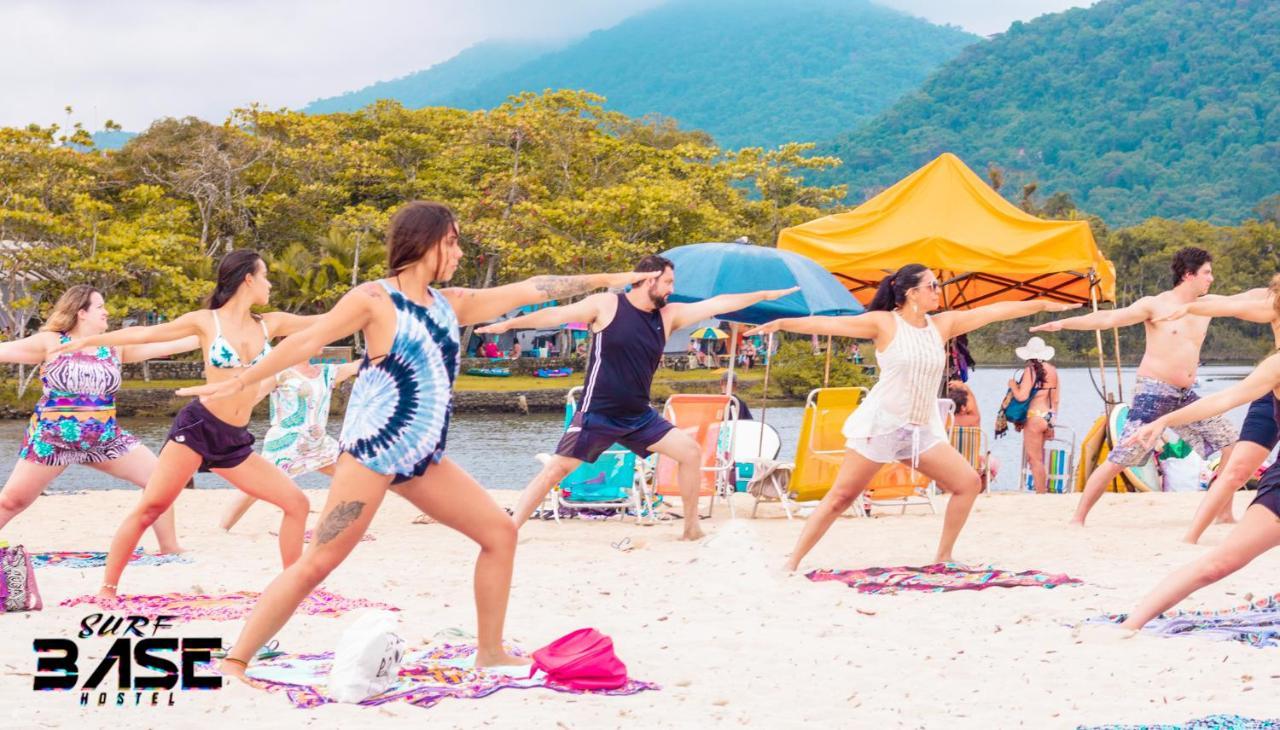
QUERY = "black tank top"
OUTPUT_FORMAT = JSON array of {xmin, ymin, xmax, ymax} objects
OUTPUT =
[{"xmin": 580, "ymin": 294, "xmax": 666, "ymax": 416}]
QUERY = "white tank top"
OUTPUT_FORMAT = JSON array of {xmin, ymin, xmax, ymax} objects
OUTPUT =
[{"xmin": 843, "ymin": 311, "xmax": 947, "ymax": 440}]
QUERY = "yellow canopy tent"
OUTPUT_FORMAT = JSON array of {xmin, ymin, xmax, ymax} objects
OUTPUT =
[
  {"xmin": 778, "ymin": 152, "xmax": 1116, "ymax": 309},
  {"xmin": 779, "ymin": 152, "xmax": 1135, "ymax": 492}
]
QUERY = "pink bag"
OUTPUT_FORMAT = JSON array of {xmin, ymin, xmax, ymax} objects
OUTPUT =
[
  {"xmin": 530, "ymin": 628, "xmax": 627, "ymax": 690},
  {"xmin": 1, "ymin": 544, "xmax": 42, "ymax": 612}
]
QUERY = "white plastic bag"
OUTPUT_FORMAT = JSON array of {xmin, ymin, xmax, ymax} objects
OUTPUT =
[{"xmin": 327, "ymin": 609, "xmax": 405, "ymax": 703}]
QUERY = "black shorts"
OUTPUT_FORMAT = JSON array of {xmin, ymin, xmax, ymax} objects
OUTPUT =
[
  {"xmin": 1237, "ymin": 394, "xmax": 1279, "ymax": 449},
  {"xmin": 1252, "ymin": 461, "xmax": 1280, "ymax": 517},
  {"xmin": 554, "ymin": 408, "xmax": 675, "ymax": 464},
  {"xmin": 163, "ymin": 399, "xmax": 255, "ymax": 472}
]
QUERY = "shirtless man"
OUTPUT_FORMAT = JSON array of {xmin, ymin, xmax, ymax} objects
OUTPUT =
[
  {"xmin": 478, "ymin": 254, "xmax": 796, "ymax": 540},
  {"xmin": 1030, "ymin": 247, "xmax": 1237, "ymax": 526},
  {"xmin": 1155, "ymin": 279, "xmax": 1278, "ymax": 542}
]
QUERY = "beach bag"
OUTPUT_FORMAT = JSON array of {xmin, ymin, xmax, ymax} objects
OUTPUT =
[
  {"xmin": 994, "ymin": 368, "xmax": 1038, "ymax": 438},
  {"xmin": 531, "ymin": 628, "xmax": 627, "ymax": 690},
  {"xmin": 327, "ymin": 610, "xmax": 405, "ymax": 702},
  {"xmin": 0, "ymin": 544, "xmax": 42, "ymax": 612}
]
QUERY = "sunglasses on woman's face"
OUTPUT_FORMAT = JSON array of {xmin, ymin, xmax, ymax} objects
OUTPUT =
[{"xmin": 913, "ymin": 280, "xmax": 942, "ymax": 292}]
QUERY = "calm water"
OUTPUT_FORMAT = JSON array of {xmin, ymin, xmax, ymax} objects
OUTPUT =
[{"xmin": 0, "ymin": 366, "xmax": 1253, "ymax": 493}]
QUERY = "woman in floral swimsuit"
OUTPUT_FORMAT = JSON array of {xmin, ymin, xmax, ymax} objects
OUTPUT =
[{"xmin": 0, "ymin": 285, "xmax": 197, "ymax": 552}]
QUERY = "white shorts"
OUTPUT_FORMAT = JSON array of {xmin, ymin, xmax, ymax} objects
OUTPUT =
[{"xmin": 846, "ymin": 425, "xmax": 945, "ymax": 465}]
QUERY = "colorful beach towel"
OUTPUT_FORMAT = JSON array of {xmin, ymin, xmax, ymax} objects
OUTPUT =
[
  {"xmin": 1090, "ymin": 592, "xmax": 1280, "ymax": 649},
  {"xmin": 806, "ymin": 563, "xmax": 1082, "ymax": 595},
  {"xmin": 60, "ymin": 589, "xmax": 398, "ymax": 621},
  {"xmin": 245, "ymin": 641, "xmax": 657, "ymax": 710},
  {"xmin": 32, "ymin": 548, "xmax": 191, "ymax": 570},
  {"xmin": 1077, "ymin": 714, "xmax": 1280, "ymax": 729}
]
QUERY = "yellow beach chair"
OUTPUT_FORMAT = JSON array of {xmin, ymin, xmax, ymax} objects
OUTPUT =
[
  {"xmin": 750, "ymin": 387, "xmax": 867, "ymax": 518},
  {"xmin": 950, "ymin": 425, "xmax": 991, "ymax": 491},
  {"xmin": 652, "ymin": 394, "xmax": 739, "ymax": 518}
]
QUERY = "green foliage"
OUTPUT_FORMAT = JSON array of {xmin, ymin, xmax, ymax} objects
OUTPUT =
[
  {"xmin": 765, "ymin": 337, "xmax": 873, "ymax": 399},
  {"xmin": 0, "ymin": 92, "xmax": 845, "ymax": 329},
  {"xmin": 823, "ymin": 0, "xmax": 1280, "ymax": 225},
  {"xmin": 308, "ymin": 0, "xmax": 978, "ymax": 150}
]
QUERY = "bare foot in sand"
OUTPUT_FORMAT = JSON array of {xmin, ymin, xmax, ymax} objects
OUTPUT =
[
  {"xmin": 157, "ymin": 543, "xmax": 187, "ymax": 554},
  {"xmin": 1067, "ymin": 519, "xmax": 1085, "ymax": 528},
  {"xmin": 475, "ymin": 649, "xmax": 534, "ymax": 669},
  {"xmin": 1214, "ymin": 513, "xmax": 1237, "ymax": 525},
  {"xmin": 681, "ymin": 524, "xmax": 706, "ymax": 541},
  {"xmin": 96, "ymin": 586, "xmax": 119, "ymax": 601},
  {"xmin": 219, "ymin": 658, "xmax": 248, "ymax": 681},
  {"xmin": 1075, "ymin": 622, "xmax": 1137, "ymax": 644}
]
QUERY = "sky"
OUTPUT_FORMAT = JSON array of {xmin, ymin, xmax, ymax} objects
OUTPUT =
[{"xmin": 0, "ymin": 0, "xmax": 1096, "ymax": 131}]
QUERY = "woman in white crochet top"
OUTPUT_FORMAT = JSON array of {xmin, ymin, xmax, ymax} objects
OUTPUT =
[{"xmin": 748, "ymin": 264, "xmax": 1076, "ymax": 568}]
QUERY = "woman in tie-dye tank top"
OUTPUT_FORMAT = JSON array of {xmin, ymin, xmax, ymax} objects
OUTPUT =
[{"xmin": 0, "ymin": 286, "xmax": 199, "ymax": 552}]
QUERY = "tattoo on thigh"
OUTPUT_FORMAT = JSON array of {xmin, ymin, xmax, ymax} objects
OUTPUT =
[{"xmin": 316, "ymin": 500, "xmax": 366, "ymax": 545}]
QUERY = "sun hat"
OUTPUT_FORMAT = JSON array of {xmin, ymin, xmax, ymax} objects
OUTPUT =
[{"xmin": 1015, "ymin": 336, "xmax": 1055, "ymax": 361}]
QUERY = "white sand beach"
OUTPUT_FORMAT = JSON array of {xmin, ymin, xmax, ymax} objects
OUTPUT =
[{"xmin": 1, "ymin": 488, "xmax": 1277, "ymax": 729}]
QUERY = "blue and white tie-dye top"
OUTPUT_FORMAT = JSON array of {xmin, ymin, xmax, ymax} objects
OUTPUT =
[{"xmin": 338, "ymin": 280, "xmax": 460, "ymax": 483}]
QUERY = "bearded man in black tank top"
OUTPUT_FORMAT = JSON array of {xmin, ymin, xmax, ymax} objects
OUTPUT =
[{"xmin": 479, "ymin": 254, "xmax": 796, "ymax": 540}]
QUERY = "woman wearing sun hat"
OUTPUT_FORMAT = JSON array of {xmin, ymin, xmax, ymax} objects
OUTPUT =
[{"xmin": 1011, "ymin": 336, "xmax": 1060, "ymax": 494}]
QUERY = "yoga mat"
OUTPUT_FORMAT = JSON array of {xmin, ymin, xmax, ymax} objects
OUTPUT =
[
  {"xmin": 61, "ymin": 589, "xmax": 398, "ymax": 621},
  {"xmin": 1091, "ymin": 592, "xmax": 1280, "ymax": 649},
  {"xmin": 245, "ymin": 641, "xmax": 658, "ymax": 710},
  {"xmin": 1077, "ymin": 714, "xmax": 1280, "ymax": 729},
  {"xmin": 32, "ymin": 548, "xmax": 192, "ymax": 569},
  {"xmin": 807, "ymin": 563, "xmax": 1082, "ymax": 595}
]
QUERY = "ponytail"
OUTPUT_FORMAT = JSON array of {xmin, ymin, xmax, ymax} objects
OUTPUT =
[
  {"xmin": 206, "ymin": 250, "xmax": 264, "ymax": 311},
  {"xmin": 868, "ymin": 263, "xmax": 928, "ymax": 312}
]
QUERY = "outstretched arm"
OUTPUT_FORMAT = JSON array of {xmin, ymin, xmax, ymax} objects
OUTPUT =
[
  {"xmin": 666, "ymin": 287, "xmax": 800, "ymax": 331},
  {"xmin": 936, "ymin": 300, "xmax": 1079, "ymax": 339},
  {"xmin": 0, "ymin": 332, "xmax": 54, "ymax": 365},
  {"xmin": 476, "ymin": 295, "xmax": 604, "ymax": 335},
  {"xmin": 176, "ymin": 287, "xmax": 375, "ymax": 400},
  {"xmin": 1029, "ymin": 297, "xmax": 1153, "ymax": 333},
  {"xmin": 263, "ymin": 311, "xmax": 321, "ymax": 338},
  {"xmin": 119, "ymin": 336, "xmax": 201, "ymax": 363},
  {"xmin": 51, "ymin": 312, "xmax": 205, "ymax": 355},
  {"xmin": 442, "ymin": 271, "xmax": 658, "ymax": 327},
  {"xmin": 1157, "ymin": 289, "xmax": 1275, "ymax": 324},
  {"xmin": 1126, "ymin": 354, "xmax": 1280, "ymax": 450},
  {"xmin": 743, "ymin": 311, "xmax": 887, "ymax": 340}
]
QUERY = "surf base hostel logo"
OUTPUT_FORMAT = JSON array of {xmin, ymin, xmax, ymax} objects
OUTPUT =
[{"xmin": 32, "ymin": 613, "xmax": 222, "ymax": 707}]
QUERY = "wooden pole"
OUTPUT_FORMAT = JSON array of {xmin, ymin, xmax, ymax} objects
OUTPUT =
[
  {"xmin": 758, "ymin": 332, "xmax": 774, "ymax": 455},
  {"xmin": 1088, "ymin": 275, "xmax": 1112, "ymax": 406},
  {"xmin": 823, "ymin": 334, "xmax": 833, "ymax": 388}
]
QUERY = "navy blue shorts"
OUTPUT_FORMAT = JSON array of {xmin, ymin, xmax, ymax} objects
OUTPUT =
[
  {"xmin": 1251, "ymin": 463, "xmax": 1280, "ymax": 517},
  {"xmin": 1237, "ymin": 394, "xmax": 1279, "ymax": 449},
  {"xmin": 164, "ymin": 399, "xmax": 255, "ymax": 472},
  {"xmin": 555, "ymin": 408, "xmax": 675, "ymax": 463}
]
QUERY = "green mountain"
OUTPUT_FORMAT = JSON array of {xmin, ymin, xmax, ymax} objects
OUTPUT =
[
  {"xmin": 309, "ymin": 0, "xmax": 978, "ymax": 149},
  {"xmin": 304, "ymin": 39, "xmax": 564, "ymax": 115},
  {"xmin": 824, "ymin": 0, "xmax": 1280, "ymax": 225}
]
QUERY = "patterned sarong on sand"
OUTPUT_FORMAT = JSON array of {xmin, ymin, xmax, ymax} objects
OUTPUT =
[
  {"xmin": 32, "ymin": 548, "xmax": 192, "ymax": 569},
  {"xmin": 806, "ymin": 563, "xmax": 1082, "ymax": 595},
  {"xmin": 1076, "ymin": 714, "xmax": 1280, "ymax": 729},
  {"xmin": 245, "ymin": 642, "xmax": 658, "ymax": 710},
  {"xmin": 60, "ymin": 589, "xmax": 398, "ymax": 621},
  {"xmin": 1090, "ymin": 592, "xmax": 1280, "ymax": 649}
]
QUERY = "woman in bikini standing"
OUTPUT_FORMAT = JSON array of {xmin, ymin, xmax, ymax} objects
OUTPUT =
[
  {"xmin": 178, "ymin": 200, "xmax": 659, "ymax": 677},
  {"xmin": 0, "ymin": 285, "xmax": 197, "ymax": 551},
  {"xmin": 747, "ymin": 264, "xmax": 1077, "ymax": 567},
  {"xmin": 52, "ymin": 251, "xmax": 316, "ymax": 597},
  {"xmin": 1010, "ymin": 337, "xmax": 1060, "ymax": 494}
]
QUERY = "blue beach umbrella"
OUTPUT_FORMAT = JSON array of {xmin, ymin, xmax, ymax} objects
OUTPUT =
[
  {"xmin": 660, "ymin": 242, "xmax": 865, "ymax": 451},
  {"xmin": 661, "ymin": 242, "xmax": 864, "ymax": 325}
]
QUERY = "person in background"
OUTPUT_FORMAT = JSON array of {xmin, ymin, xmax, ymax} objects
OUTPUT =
[
  {"xmin": 1010, "ymin": 336, "xmax": 1060, "ymax": 494},
  {"xmin": 948, "ymin": 378, "xmax": 999, "ymax": 486},
  {"xmin": 511, "ymin": 342, "xmax": 522, "ymax": 359},
  {"xmin": 482, "ymin": 339, "xmax": 501, "ymax": 358},
  {"xmin": 722, "ymin": 371, "xmax": 753, "ymax": 420}
]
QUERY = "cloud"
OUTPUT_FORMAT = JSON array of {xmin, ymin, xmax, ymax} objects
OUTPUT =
[
  {"xmin": 1, "ymin": 0, "xmax": 1096, "ymax": 131},
  {"xmin": 0, "ymin": 0, "xmax": 661, "ymax": 130}
]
